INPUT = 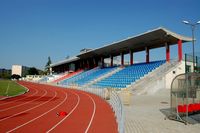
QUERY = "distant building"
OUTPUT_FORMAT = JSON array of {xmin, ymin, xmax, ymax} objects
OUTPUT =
[{"xmin": 12, "ymin": 65, "xmax": 29, "ymax": 77}]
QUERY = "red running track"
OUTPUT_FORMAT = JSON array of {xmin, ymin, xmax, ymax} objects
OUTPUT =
[{"xmin": 0, "ymin": 81, "xmax": 118, "ymax": 133}]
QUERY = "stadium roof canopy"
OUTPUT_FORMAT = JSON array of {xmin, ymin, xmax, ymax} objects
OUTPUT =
[
  {"xmin": 77, "ymin": 27, "xmax": 192, "ymax": 59},
  {"xmin": 50, "ymin": 56, "xmax": 79, "ymax": 67},
  {"xmin": 50, "ymin": 27, "xmax": 192, "ymax": 67}
]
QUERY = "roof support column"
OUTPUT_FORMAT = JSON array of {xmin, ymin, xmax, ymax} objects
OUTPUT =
[
  {"xmin": 110, "ymin": 55, "xmax": 113, "ymax": 67},
  {"xmin": 83, "ymin": 60, "xmax": 87, "ymax": 69},
  {"xmin": 79, "ymin": 61, "xmax": 82, "ymax": 69},
  {"xmin": 121, "ymin": 53, "xmax": 124, "ymax": 66},
  {"xmin": 146, "ymin": 47, "xmax": 149, "ymax": 63},
  {"xmin": 87, "ymin": 59, "xmax": 90, "ymax": 69},
  {"xmin": 166, "ymin": 43, "xmax": 170, "ymax": 62},
  {"xmin": 101, "ymin": 57, "xmax": 104, "ymax": 68},
  {"xmin": 178, "ymin": 39, "xmax": 182, "ymax": 62},
  {"xmin": 130, "ymin": 50, "xmax": 133, "ymax": 65},
  {"xmin": 93, "ymin": 58, "xmax": 97, "ymax": 68}
]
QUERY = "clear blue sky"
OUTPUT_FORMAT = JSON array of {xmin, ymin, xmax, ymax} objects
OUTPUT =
[{"xmin": 0, "ymin": 0, "xmax": 200, "ymax": 70}]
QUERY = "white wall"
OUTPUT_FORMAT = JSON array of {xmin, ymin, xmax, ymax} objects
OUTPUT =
[
  {"xmin": 164, "ymin": 61, "xmax": 193, "ymax": 89},
  {"xmin": 12, "ymin": 65, "xmax": 22, "ymax": 76},
  {"xmin": 25, "ymin": 75, "xmax": 44, "ymax": 81}
]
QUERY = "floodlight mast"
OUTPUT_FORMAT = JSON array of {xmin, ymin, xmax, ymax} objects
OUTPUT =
[{"xmin": 182, "ymin": 20, "xmax": 200, "ymax": 72}]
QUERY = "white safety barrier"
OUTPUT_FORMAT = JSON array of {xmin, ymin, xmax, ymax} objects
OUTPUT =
[{"xmin": 109, "ymin": 90, "xmax": 124, "ymax": 133}]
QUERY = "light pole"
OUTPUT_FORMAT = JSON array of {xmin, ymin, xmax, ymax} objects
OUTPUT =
[{"xmin": 183, "ymin": 20, "xmax": 200, "ymax": 72}]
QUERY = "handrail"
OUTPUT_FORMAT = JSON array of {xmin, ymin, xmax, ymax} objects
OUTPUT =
[{"xmin": 130, "ymin": 60, "xmax": 180, "ymax": 93}]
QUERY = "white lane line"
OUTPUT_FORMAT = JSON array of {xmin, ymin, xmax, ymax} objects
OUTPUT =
[
  {"xmin": 7, "ymin": 91, "xmax": 61, "ymax": 133},
  {"xmin": 0, "ymin": 88, "xmax": 38, "ymax": 106},
  {"xmin": 46, "ymin": 91, "xmax": 80, "ymax": 133},
  {"xmin": 0, "ymin": 89, "xmax": 44, "ymax": 112},
  {"xmin": 0, "ymin": 89, "xmax": 51, "ymax": 122},
  {"xmin": 83, "ymin": 93, "xmax": 96, "ymax": 133}
]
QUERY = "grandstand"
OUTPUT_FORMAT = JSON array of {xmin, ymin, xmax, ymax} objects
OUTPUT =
[
  {"xmin": 56, "ymin": 60, "xmax": 167, "ymax": 89},
  {"xmin": 37, "ymin": 27, "xmax": 193, "ymax": 94},
  {"xmin": 94, "ymin": 60, "xmax": 166, "ymax": 89}
]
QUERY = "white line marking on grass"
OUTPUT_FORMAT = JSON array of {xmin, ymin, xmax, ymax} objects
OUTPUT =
[
  {"xmin": 46, "ymin": 91, "xmax": 80, "ymax": 133},
  {"xmin": 5, "ymin": 81, "xmax": 10, "ymax": 96},
  {"xmin": 0, "ymin": 89, "xmax": 52, "ymax": 122},
  {"xmin": 0, "ymin": 89, "xmax": 44, "ymax": 112},
  {"xmin": 83, "ymin": 93, "xmax": 96, "ymax": 133},
  {"xmin": 7, "ymin": 91, "xmax": 62, "ymax": 133}
]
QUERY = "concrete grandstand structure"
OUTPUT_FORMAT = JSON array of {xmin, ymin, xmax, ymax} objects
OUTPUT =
[{"xmin": 46, "ymin": 27, "xmax": 193, "ymax": 93}]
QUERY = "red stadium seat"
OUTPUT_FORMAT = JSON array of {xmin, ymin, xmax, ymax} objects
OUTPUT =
[
  {"xmin": 192, "ymin": 103, "xmax": 199, "ymax": 112},
  {"xmin": 178, "ymin": 104, "xmax": 193, "ymax": 113},
  {"xmin": 178, "ymin": 105, "xmax": 186, "ymax": 113},
  {"xmin": 188, "ymin": 104, "xmax": 194, "ymax": 112},
  {"xmin": 197, "ymin": 103, "xmax": 200, "ymax": 111}
]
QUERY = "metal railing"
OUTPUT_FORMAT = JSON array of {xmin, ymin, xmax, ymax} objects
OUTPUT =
[
  {"xmin": 130, "ymin": 60, "xmax": 180, "ymax": 94},
  {"xmin": 109, "ymin": 90, "xmax": 124, "ymax": 133}
]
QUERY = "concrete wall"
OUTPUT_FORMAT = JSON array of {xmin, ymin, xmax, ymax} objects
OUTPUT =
[{"xmin": 164, "ymin": 60, "xmax": 194, "ymax": 89}]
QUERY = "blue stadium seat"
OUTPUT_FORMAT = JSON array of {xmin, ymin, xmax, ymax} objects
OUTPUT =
[
  {"xmin": 94, "ymin": 60, "xmax": 165, "ymax": 89},
  {"xmin": 61, "ymin": 67, "xmax": 117, "ymax": 86}
]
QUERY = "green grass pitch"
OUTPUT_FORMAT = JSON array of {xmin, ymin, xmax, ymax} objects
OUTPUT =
[{"xmin": 0, "ymin": 80, "xmax": 27, "ymax": 96}]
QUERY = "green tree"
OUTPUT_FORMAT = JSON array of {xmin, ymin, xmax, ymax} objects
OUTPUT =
[
  {"xmin": 28, "ymin": 67, "xmax": 39, "ymax": 75},
  {"xmin": 45, "ymin": 56, "xmax": 52, "ymax": 74},
  {"xmin": 0, "ymin": 69, "xmax": 11, "ymax": 79}
]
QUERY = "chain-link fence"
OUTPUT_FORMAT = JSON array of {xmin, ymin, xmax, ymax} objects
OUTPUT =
[{"xmin": 185, "ymin": 53, "xmax": 200, "ymax": 73}]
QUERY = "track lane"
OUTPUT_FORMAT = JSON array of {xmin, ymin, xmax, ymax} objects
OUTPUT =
[
  {"xmin": 0, "ymin": 87, "xmax": 57, "ymax": 131},
  {"xmin": 46, "ymin": 90, "xmax": 96, "ymax": 133},
  {"xmin": 0, "ymin": 87, "xmax": 37, "ymax": 106},
  {"xmin": 0, "ymin": 89, "xmax": 45, "ymax": 112},
  {"xmin": 0, "ymin": 81, "xmax": 118, "ymax": 133},
  {"xmin": 84, "ymin": 93, "xmax": 118, "ymax": 133},
  {"xmin": 0, "ymin": 89, "xmax": 51, "ymax": 123},
  {"xmin": 7, "ymin": 89, "xmax": 79, "ymax": 133}
]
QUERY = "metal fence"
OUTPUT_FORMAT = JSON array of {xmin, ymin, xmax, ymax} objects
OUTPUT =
[{"xmin": 185, "ymin": 53, "xmax": 200, "ymax": 73}]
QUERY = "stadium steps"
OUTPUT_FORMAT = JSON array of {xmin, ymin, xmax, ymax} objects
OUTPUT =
[
  {"xmin": 51, "ymin": 69, "xmax": 83, "ymax": 83},
  {"xmin": 130, "ymin": 60, "xmax": 180, "ymax": 95},
  {"xmin": 83, "ymin": 66, "xmax": 123, "ymax": 88}
]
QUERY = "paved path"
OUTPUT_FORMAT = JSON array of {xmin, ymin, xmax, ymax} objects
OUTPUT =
[{"xmin": 124, "ymin": 89, "xmax": 200, "ymax": 133}]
